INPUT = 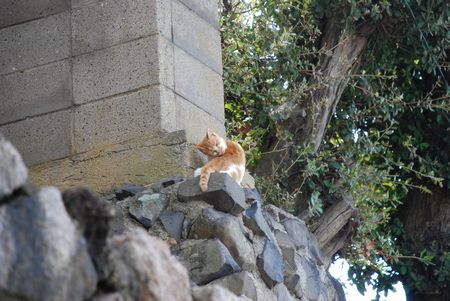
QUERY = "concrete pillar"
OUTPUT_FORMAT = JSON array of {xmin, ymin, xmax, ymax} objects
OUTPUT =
[{"xmin": 0, "ymin": 0, "xmax": 225, "ymax": 191}]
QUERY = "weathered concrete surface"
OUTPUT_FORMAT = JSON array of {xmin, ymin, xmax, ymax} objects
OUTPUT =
[
  {"xmin": 174, "ymin": 46, "xmax": 224, "ymax": 123},
  {"xmin": 0, "ymin": 12, "xmax": 70, "ymax": 75},
  {"xmin": 172, "ymin": 0, "xmax": 222, "ymax": 73},
  {"xmin": 73, "ymin": 36, "xmax": 158, "ymax": 104},
  {"xmin": 71, "ymin": 0, "xmax": 158, "ymax": 55},
  {"xmin": 0, "ymin": 60, "xmax": 72, "ymax": 125},
  {"xmin": 0, "ymin": 0, "xmax": 225, "ymax": 194},
  {"xmin": 29, "ymin": 132, "xmax": 196, "ymax": 193},
  {"xmin": 179, "ymin": 0, "xmax": 220, "ymax": 28},
  {"xmin": 0, "ymin": 0, "xmax": 70, "ymax": 28},
  {"xmin": 73, "ymin": 86, "xmax": 160, "ymax": 153},
  {"xmin": 0, "ymin": 109, "xmax": 72, "ymax": 166}
]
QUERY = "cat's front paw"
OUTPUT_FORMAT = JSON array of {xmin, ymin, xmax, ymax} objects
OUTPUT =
[{"xmin": 199, "ymin": 183, "xmax": 208, "ymax": 192}]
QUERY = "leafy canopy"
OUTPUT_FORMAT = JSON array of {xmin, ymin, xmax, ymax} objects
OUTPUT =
[{"xmin": 221, "ymin": 0, "xmax": 449, "ymax": 298}]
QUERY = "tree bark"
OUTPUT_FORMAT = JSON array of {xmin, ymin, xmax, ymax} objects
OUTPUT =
[
  {"xmin": 397, "ymin": 187, "xmax": 450, "ymax": 301},
  {"xmin": 256, "ymin": 18, "xmax": 375, "ymax": 260},
  {"xmin": 312, "ymin": 191, "xmax": 356, "ymax": 249}
]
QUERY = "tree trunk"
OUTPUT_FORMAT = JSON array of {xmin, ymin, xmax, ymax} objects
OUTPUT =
[
  {"xmin": 397, "ymin": 188, "xmax": 450, "ymax": 301},
  {"xmin": 256, "ymin": 18, "xmax": 375, "ymax": 260},
  {"xmin": 312, "ymin": 191, "xmax": 356, "ymax": 249}
]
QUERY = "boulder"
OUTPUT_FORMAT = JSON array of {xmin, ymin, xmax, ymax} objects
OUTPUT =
[
  {"xmin": 0, "ymin": 135, "xmax": 27, "ymax": 199},
  {"xmin": 243, "ymin": 202, "xmax": 274, "ymax": 241},
  {"xmin": 209, "ymin": 271, "xmax": 258, "ymax": 301},
  {"xmin": 257, "ymin": 239, "xmax": 284, "ymax": 288},
  {"xmin": 176, "ymin": 239, "xmax": 241, "ymax": 285},
  {"xmin": 62, "ymin": 187, "xmax": 114, "ymax": 272},
  {"xmin": 192, "ymin": 285, "xmax": 251, "ymax": 301},
  {"xmin": 110, "ymin": 198, "xmax": 141, "ymax": 235},
  {"xmin": 274, "ymin": 283, "xmax": 296, "ymax": 301},
  {"xmin": 298, "ymin": 257, "xmax": 321, "ymax": 301},
  {"xmin": 104, "ymin": 229, "xmax": 191, "ymax": 301},
  {"xmin": 178, "ymin": 173, "xmax": 246, "ymax": 216},
  {"xmin": 0, "ymin": 186, "xmax": 97, "ymax": 301},
  {"xmin": 243, "ymin": 188, "xmax": 262, "ymax": 204},
  {"xmin": 189, "ymin": 208, "xmax": 255, "ymax": 270},
  {"xmin": 159, "ymin": 211, "xmax": 185, "ymax": 242},
  {"xmin": 128, "ymin": 192, "xmax": 167, "ymax": 229},
  {"xmin": 286, "ymin": 255, "xmax": 322, "ymax": 301},
  {"xmin": 91, "ymin": 292, "xmax": 124, "ymax": 301},
  {"xmin": 281, "ymin": 218, "xmax": 309, "ymax": 250},
  {"xmin": 274, "ymin": 230, "xmax": 297, "ymax": 276},
  {"xmin": 114, "ymin": 183, "xmax": 145, "ymax": 201}
]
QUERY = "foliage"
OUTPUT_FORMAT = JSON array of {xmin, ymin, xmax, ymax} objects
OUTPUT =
[{"xmin": 221, "ymin": 0, "xmax": 449, "ymax": 299}]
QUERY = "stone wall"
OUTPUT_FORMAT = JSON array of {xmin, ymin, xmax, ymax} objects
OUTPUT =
[{"xmin": 0, "ymin": 0, "xmax": 225, "ymax": 192}]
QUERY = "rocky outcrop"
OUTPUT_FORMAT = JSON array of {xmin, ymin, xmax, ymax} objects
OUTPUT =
[
  {"xmin": 0, "ymin": 134, "xmax": 27, "ymax": 198},
  {"xmin": 0, "ymin": 137, "xmax": 345, "ymax": 301}
]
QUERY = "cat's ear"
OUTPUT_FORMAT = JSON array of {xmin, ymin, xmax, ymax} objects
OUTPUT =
[{"xmin": 207, "ymin": 128, "xmax": 217, "ymax": 137}]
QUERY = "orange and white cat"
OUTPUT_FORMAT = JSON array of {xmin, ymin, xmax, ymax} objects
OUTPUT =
[{"xmin": 194, "ymin": 130, "xmax": 246, "ymax": 192}]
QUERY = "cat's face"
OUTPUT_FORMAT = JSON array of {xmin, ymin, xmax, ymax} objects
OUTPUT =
[{"xmin": 196, "ymin": 130, "xmax": 227, "ymax": 157}]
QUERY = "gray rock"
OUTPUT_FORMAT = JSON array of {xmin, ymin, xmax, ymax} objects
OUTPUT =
[
  {"xmin": 257, "ymin": 239, "xmax": 284, "ymax": 288},
  {"xmin": 176, "ymin": 239, "xmax": 241, "ymax": 285},
  {"xmin": 243, "ymin": 188, "xmax": 262, "ymax": 204},
  {"xmin": 274, "ymin": 230, "xmax": 297, "ymax": 276},
  {"xmin": 110, "ymin": 198, "xmax": 141, "ymax": 235},
  {"xmin": 295, "ymin": 256, "xmax": 322, "ymax": 301},
  {"xmin": 189, "ymin": 208, "xmax": 256, "ymax": 270},
  {"xmin": 281, "ymin": 218, "xmax": 309, "ymax": 250},
  {"xmin": 0, "ymin": 186, "xmax": 97, "ymax": 301},
  {"xmin": 243, "ymin": 202, "xmax": 274, "ymax": 241},
  {"xmin": 178, "ymin": 173, "xmax": 246, "ymax": 216},
  {"xmin": 128, "ymin": 192, "xmax": 167, "ymax": 229},
  {"xmin": 62, "ymin": 188, "xmax": 114, "ymax": 276},
  {"xmin": 209, "ymin": 271, "xmax": 258, "ymax": 301},
  {"xmin": 286, "ymin": 274, "xmax": 303, "ymax": 299},
  {"xmin": 329, "ymin": 274, "xmax": 346, "ymax": 301},
  {"xmin": 114, "ymin": 183, "xmax": 145, "ymax": 200},
  {"xmin": 150, "ymin": 175, "xmax": 184, "ymax": 192},
  {"xmin": 159, "ymin": 210, "xmax": 185, "ymax": 241},
  {"xmin": 192, "ymin": 285, "xmax": 252, "ymax": 301},
  {"xmin": 308, "ymin": 235, "xmax": 325, "ymax": 266},
  {"xmin": 104, "ymin": 229, "xmax": 192, "ymax": 301},
  {"xmin": 274, "ymin": 283, "xmax": 296, "ymax": 301},
  {"xmin": 91, "ymin": 292, "xmax": 124, "ymax": 301},
  {"xmin": 0, "ymin": 135, "xmax": 27, "ymax": 199}
]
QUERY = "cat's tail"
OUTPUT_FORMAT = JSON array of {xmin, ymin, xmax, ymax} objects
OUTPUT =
[{"xmin": 199, "ymin": 166, "xmax": 212, "ymax": 192}]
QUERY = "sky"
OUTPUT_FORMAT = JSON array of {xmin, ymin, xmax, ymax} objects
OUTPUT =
[{"xmin": 329, "ymin": 258, "xmax": 406, "ymax": 301}]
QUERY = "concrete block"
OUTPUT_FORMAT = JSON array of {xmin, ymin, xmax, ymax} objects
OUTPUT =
[
  {"xmin": 155, "ymin": 0, "xmax": 172, "ymax": 40},
  {"xmin": 173, "ymin": 0, "xmax": 222, "ymax": 73},
  {"xmin": 29, "ymin": 131, "xmax": 194, "ymax": 193},
  {"xmin": 72, "ymin": 0, "xmax": 157, "ymax": 55},
  {"xmin": 0, "ymin": 60, "xmax": 72, "ymax": 125},
  {"xmin": 174, "ymin": 47, "xmax": 224, "ymax": 123},
  {"xmin": 0, "ymin": 0, "xmax": 70, "ymax": 28},
  {"xmin": 174, "ymin": 95, "xmax": 225, "ymax": 143},
  {"xmin": 71, "ymin": 0, "xmax": 99, "ymax": 9},
  {"xmin": 179, "ymin": 0, "xmax": 219, "ymax": 28},
  {"xmin": 0, "ymin": 12, "xmax": 70, "ymax": 75},
  {"xmin": 0, "ymin": 110, "xmax": 72, "ymax": 166},
  {"xmin": 73, "ymin": 36, "xmax": 158, "ymax": 104},
  {"xmin": 158, "ymin": 36, "xmax": 174, "ymax": 89},
  {"xmin": 73, "ymin": 86, "xmax": 160, "ymax": 153}
]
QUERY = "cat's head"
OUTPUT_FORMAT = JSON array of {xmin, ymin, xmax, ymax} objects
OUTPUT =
[{"xmin": 196, "ymin": 129, "xmax": 227, "ymax": 157}]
